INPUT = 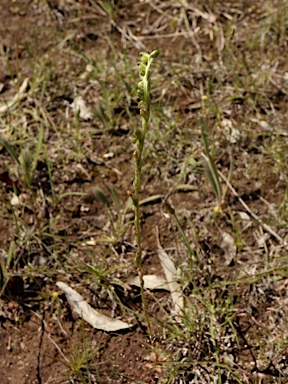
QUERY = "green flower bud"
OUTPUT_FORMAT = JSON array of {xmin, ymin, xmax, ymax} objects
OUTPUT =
[
  {"xmin": 150, "ymin": 50, "xmax": 160, "ymax": 58},
  {"xmin": 138, "ymin": 63, "xmax": 146, "ymax": 77},
  {"xmin": 140, "ymin": 52, "xmax": 149, "ymax": 64},
  {"xmin": 137, "ymin": 88, "xmax": 144, "ymax": 99},
  {"xmin": 133, "ymin": 128, "xmax": 142, "ymax": 142},
  {"xmin": 137, "ymin": 80, "xmax": 144, "ymax": 90},
  {"xmin": 140, "ymin": 108, "xmax": 148, "ymax": 120},
  {"xmin": 133, "ymin": 176, "xmax": 140, "ymax": 191}
]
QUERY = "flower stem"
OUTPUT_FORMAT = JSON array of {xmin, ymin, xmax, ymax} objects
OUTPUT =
[{"xmin": 129, "ymin": 50, "xmax": 159, "ymax": 338}]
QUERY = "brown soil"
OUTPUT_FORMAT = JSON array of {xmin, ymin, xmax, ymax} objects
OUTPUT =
[{"xmin": 1, "ymin": 1, "xmax": 288, "ymax": 383}]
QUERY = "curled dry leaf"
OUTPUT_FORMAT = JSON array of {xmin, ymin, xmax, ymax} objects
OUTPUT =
[
  {"xmin": 156, "ymin": 237, "xmax": 184, "ymax": 314},
  {"xmin": 71, "ymin": 96, "xmax": 93, "ymax": 120},
  {"xmin": 56, "ymin": 282, "xmax": 131, "ymax": 332},
  {"xmin": 127, "ymin": 274, "xmax": 170, "ymax": 291}
]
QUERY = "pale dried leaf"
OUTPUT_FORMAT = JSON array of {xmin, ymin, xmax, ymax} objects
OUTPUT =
[
  {"xmin": 157, "ymin": 241, "xmax": 184, "ymax": 314},
  {"xmin": 220, "ymin": 232, "xmax": 236, "ymax": 265},
  {"xmin": 71, "ymin": 96, "xmax": 93, "ymax": 120},
  {"xmin": 10, "ymin": 194, "xmax": 20, "ymax": 206},
  {"xmin": 84, "ymin": 238, "xmax": 96, "ymax": 246},
  {"xmin": 127, "ymin": 274, "xmax": 170, "ymax": 291},
  {"xmin": 220, "ymin": 118, "xmax": 240, "ymax": 143},
  {"xmin": 56, "ymin": 282, "xmax": 131, "ymax": 331}
]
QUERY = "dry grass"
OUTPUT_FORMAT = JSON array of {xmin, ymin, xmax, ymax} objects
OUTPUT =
[{"xmin": 1, "ymin": 0, "xmax": 288, "ymax": 383}]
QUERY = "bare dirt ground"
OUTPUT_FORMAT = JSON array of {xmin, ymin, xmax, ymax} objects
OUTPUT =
[{"xmin": 1, "ymin": 1, "xmax": 288, "ymax": 383}]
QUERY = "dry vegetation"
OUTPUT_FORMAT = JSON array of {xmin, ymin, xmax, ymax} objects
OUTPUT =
[{"xmin": 1, "ymin": 0, "xmax": 288, "ymax": 383}]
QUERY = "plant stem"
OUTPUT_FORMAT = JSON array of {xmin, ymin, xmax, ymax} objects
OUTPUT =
[{"xmin": 128, "ymin": 50, "xmax": 159, "ymax": 338}]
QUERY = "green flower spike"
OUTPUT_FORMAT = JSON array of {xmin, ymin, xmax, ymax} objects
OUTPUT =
[{"xmin": 128, "ymin": 50, "xmax": 159, "ymax": 339}]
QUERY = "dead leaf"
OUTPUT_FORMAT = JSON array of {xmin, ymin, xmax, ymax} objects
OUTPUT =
[
  {"xmin": 71, "ymin": 96, "xmax": 93, "ymax": 120},
  {"xmin": 156, "ymin": 234, "xmax": 184, "ymax": 314},
  {"xmin": 84, "ymin": 238, "xmax": 97, "ymax": 246},
  {"xmin": 56, "ymin": 282, "xmax": 131, "ymax": 331},
  {"xmin": 220, "ymin": 232, "xmax": 236, "ymax": 265},
  {"xmin": 10, "ymin": 194, "xmax": 20, "ymax": 206},
  {"xmin": 220, "ymin": 118, "xmax": 240, "ymax": 143},
  {"xmin": 127, "ymin": 274, "xmax": 170, "ymax": 291}
]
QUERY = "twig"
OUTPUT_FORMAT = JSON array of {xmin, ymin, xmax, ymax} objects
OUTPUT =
[
  {"xmin": 218, "ymin": 170, "xmax": 287, "ymax": 245},
  {"xmin": 26, "ymin": 305, "xmax": 70, "ymax": 363}
]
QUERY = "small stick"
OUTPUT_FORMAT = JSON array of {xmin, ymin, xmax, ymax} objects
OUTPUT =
[{"xmin": 218, "ymin": 170, "xmax": 286, "ymax": 245}]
